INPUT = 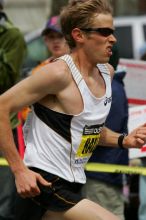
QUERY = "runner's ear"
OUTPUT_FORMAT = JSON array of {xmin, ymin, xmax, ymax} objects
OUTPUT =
[{"xmin": 71, "ymin": 28, "xmax": 85, "ymax": 45}]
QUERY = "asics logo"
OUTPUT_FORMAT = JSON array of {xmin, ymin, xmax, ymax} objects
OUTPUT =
[{"xmin": 104, "ymin": 96, "xmax": 112, "ymax": 106}]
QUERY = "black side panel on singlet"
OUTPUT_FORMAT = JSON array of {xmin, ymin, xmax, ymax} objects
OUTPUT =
[{"xmin": 33, "ymin": 103, "xmax": 73, "ymax": 143}]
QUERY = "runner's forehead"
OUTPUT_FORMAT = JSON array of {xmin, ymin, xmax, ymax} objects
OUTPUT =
[{"xmin": 91, "ymin": 13, "xmax": 114, "ymax": 28}]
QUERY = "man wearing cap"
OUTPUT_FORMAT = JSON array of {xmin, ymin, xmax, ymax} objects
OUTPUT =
[
  {"xmin": 31, "ymin": 15, "xmax": 70, "ymax": 75},
  {"xmin": 0, "ymin": 1, "xmax": 26, "ymax": 219}
]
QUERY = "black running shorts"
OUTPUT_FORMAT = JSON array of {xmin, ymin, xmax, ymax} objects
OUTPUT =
[{"xmin": 30, "ymin": 167, "xmax": 84, "ymax": 212}]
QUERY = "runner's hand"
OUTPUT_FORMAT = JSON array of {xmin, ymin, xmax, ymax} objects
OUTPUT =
[
  {"xmin": 123, "ymin": 123, "xmax": 146, "ymax": 148},
  {"xmin": 14, "ymin": 167, "xmax": 51, "ymax": 198}
]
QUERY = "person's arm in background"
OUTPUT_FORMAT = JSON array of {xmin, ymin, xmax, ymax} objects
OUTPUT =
[{"xmin": 106, "ymin": 75, "xmax": 129, "ymax": 134}]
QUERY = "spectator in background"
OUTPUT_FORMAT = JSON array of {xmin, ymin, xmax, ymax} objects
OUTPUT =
[
  {"xmin": 138, "ymin": 42, "xmax": 146, "ymax": 220},
  {"xmin": 31, "ymin": 15, "xmax": 70, "ymax": 73},
  {"xmin": 0, "ymin": 0, "xmax": 26, "ymax": 94},
  {"xmin": 82, "ymin": 44, "xmax": 129, "ymax": 220},
  {"xmin": 0, "ymin": 0, "xmax": 26, "ymax": 219}
]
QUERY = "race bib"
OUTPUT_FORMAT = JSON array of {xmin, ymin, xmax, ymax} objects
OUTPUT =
[{"xmin": 74, "ymin": 124, "xmax": 104, "ymax": 166}]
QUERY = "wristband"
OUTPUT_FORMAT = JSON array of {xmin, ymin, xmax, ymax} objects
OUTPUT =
[{"xmin": 118, "ymin": 133, "xmax": 127, "ymax": 149}]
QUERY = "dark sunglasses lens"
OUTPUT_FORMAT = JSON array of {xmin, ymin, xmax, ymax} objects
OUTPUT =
[{"xmin": 98, "ymin": 28, "xmax": 114, "ymax": 37}]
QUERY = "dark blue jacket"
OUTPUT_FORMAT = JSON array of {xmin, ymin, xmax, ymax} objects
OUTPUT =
[{"xmin": 86, "ymin": 68, "xmax": 129, "ymax": 186}]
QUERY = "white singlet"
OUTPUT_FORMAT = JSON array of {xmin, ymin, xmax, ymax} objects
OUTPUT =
[{"xmin": 23, "ymin": 54, "xmax": 112, "ymax": 183}]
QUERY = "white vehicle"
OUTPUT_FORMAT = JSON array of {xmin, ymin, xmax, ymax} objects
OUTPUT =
[{"xmin": 114, "ymin": 15, "xmax": 146, "ymax": 59}]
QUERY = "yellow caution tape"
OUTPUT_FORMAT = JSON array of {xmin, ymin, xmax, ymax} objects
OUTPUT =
[
  {"xmin": 85, "ymin": 163, "xmax": 146, "ymax": 176},
  {"xmin": 1, "ymin": 158, "xmax": 146, "ymax": 176},
  {"xmin": 0, "ymin": 158, "xmax": 8, "ymax": 166}
]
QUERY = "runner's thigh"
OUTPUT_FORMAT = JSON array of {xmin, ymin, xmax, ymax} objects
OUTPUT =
[{"xmin": 42, "ymin": 199, "xmax": 120, "ymax": 220}]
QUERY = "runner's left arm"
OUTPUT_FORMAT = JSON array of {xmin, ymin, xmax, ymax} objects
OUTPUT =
[{"xmin": 99, "ymin": 125, "xmax": 146, "ymax": 149}]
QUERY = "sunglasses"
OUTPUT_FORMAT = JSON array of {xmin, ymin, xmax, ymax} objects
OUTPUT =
[{"xmin": 80, "ymin": 27, "xmax": 114, "ymax": 37}]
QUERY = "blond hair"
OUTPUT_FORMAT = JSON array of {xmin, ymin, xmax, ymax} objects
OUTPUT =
[{"xmin": 60, "ymin": 0, "xmax": 113, "ymax": 48}]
